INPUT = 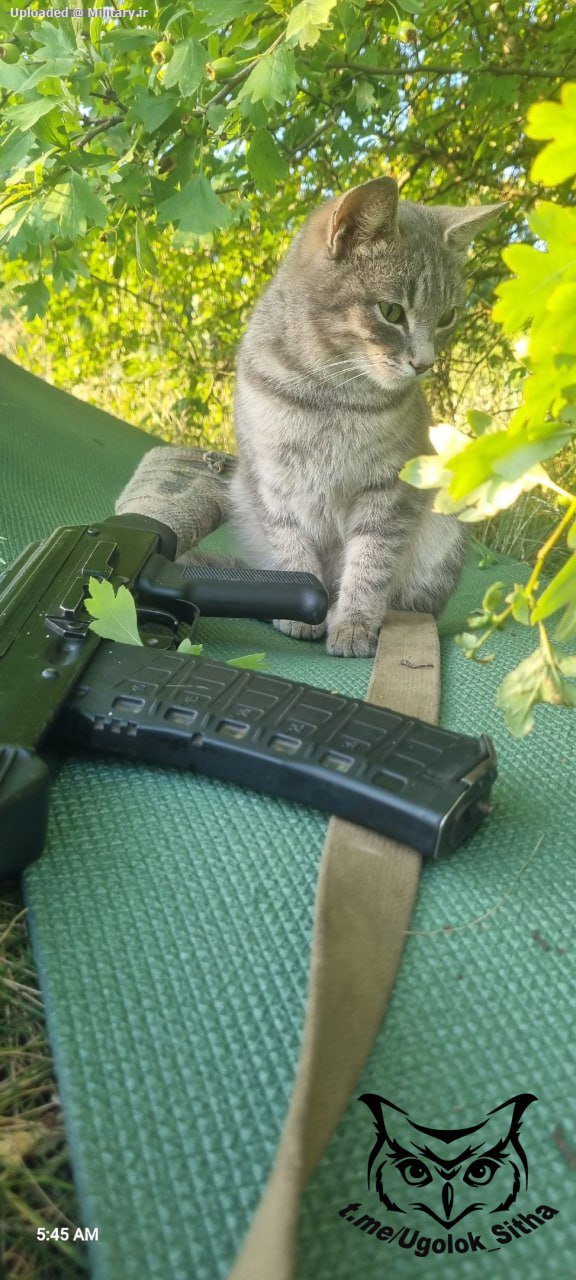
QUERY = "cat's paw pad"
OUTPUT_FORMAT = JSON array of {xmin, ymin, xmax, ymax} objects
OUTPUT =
[
  {"xmin": 273, "ymin": 619, "xmax": 327, "ymax": 641},
  {"xmin": 326, "ymin": 623, "xmax": 378, "ymax": 658}
]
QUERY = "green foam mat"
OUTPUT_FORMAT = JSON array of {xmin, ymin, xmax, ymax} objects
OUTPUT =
[{"xmin": 1, "ymin": 354, "xmax": 575, "ymax": 1279}]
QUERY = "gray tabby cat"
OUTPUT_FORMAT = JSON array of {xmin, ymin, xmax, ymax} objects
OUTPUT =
[{"xmin": 230, "ymin": 176, "xmax": 504, "ymax": 657}]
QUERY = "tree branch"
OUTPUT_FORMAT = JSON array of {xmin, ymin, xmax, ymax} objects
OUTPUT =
[
  {"xmin": 78, "ymin": 114, "xmax": 125, "ymax": 148},
  {"xmin": 330, "ymin": 60, "xmax": 573, "ymax": 79}
]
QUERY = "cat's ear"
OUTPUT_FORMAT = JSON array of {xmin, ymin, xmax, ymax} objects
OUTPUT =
[
  {"xmin": 327, "ymin": 177, "xmax": 399, "ymax": 259},
  {"xmin": 439, "ymin": 201, "xmax": 509, "ymax": 252}
]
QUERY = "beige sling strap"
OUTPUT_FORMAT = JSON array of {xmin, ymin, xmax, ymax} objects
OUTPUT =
[{"xmin": 229, "ymin": 610, "xmax": 440, "ymax": 1280}]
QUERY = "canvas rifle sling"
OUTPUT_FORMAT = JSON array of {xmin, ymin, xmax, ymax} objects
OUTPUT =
[
  {"xmin": 228, "ymin": 610, "xmax": 440, "ymax": 1280},
  {"xmin": 113, "ymin": 452, "xmax": 439, "ymax": 1280}
]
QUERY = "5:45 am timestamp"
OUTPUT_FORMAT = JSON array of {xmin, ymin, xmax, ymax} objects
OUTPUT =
[{"xmin": 36, "ymin": 1227, "xmax": 99, "ymax": 1242}]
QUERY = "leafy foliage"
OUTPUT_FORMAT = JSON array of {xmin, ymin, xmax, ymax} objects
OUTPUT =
[
  {"xmin": 1, "ymin": 1, "xmax": 574, "ymax": 438},
  {"xmin": 85, "ymin": 578, "xmax": 266, "ymax": 667},
  {"xmin": 1, "ymin": 4, "xmax": 576, "ymax": 733},
  {"xmin": 403, "ymin": 83, "xmax": 576, "ymax": 735}
]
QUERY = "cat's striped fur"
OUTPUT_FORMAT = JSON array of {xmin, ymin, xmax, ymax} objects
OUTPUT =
[{"xmin": 230, "ymin": 177, "xmax": 504, "ymax": 656}]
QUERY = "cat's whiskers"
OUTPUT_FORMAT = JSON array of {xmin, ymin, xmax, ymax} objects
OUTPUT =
[
  {"xmin": 299, "ymin": 360, "xmax": 359, "ymax": 382},
  {"xmin": 335, "ymin": 370, "xmax": 370, "ymax": 387},
  {"xmin": 318, "ymin": 359, "xmax": 359, "ymax": 371},
  {"xmin": 278, "ymin": 360, "xmax": 362, "ymax": 391}
]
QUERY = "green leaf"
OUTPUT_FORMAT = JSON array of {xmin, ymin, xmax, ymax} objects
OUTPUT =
[
  {"xmin": 467, "ymin": 409, "xmax": 493, "ymax": 436},
  {"xmin": 0, "ymin": 60, "xmax": 27, "ymax": 91},
  {"xmin": 90, "ymin": 16, "xmax": 103, "ymax": 50},
  {"xmin": 399, "ymin": 453, "xmax": 449, "ymax": 489},
  {"xmin": 162, "ymin": 39, "xmax": 207, "ymax": 95},
  {"xmin": 355, "ymin": 79, "xmax": 377, "ymax": 112},
  {"xmin": 482, "ymin": 581, "xmax": 506, "ymax": 613},
  {"xmin": 496, "ymin": 644, "xmax": 568, "ymax": 737},
  {"xmin": 6, "ymin": 98, "xmax": 59, "ymax": 130},
  {"xmin": 531, "ymin": 554, "xmax": 576, "ymax": 623},
  {"xmin": 0, "ymin": 129, "xmax": 32, "ymax": 176},
  {"xmin": 101, "ymin": 28, "xmax": 157, "ymax": 52},
  {"xmin": 115, "ymin": 166, "xmax": 149, "ymax": 206},
  {"xmin": 557, "ymin": 653, "xmax": 576, "ymax": 679},
  {"xmin": 16, "ymin": 278, "xmax": 50, "ymax": 320},
  {"xmin": 526, "ymin": 82, "xmax": 576, "ymax": 187},
  {"xmin": 45, "ymin": 171, "xmax": 107, "ymax": 239},
  {"xmin": 206, "ymin": 103, "xmax": 227, "ymax": 132},
  {"xmin": 246, "ymin": 128, "xmax": 289, "ymax": 193},
  {"xmin": 128, "ymin": 92, "xmax": 179, "ymax": 134},
  {"xmin": 285, "ymin": 0, "xmax": 338, "ymax": 48},
  {"xmin": 555, "ymin": 603, "xmax": 576, "ymax": 643},
  {"xmin": 454, "ymin": 631, "xmax": 495, "ymax": 664},
  {"xmin": 17, "ymin": 57, "xmax": 77, "ymax": 94},
  {"xmin": 494, "ymin": 209, "xmax": 576, "ymax": 344},
  {"xmin": 237, "ymin": 46, "xmax": 297, "ymax": 109},
  {"xmin": 134, "ymin": 218, "xmax": 157, "ymax": 275},
  {"xmin": 445, "ymin": 424, "xmax": 574, "ymax": 502},
  {"xmin": 506, "ymin": 584, "xmax": 531, "ymax": 625},
  {"xmin": 226, "ymin": 652, "xmax": 266, "ymax": 669},
  {"xmin": 196, "ymin": 0, "xmax": 263, "ymax": 20},
  {"xmin": 29, "ymin": 21, "xmax": 74, "ymax": 59},
  {"xmin": 0, "ymin": 199, "xmax": 36, "ymax": 245},
  {"xmin": 157, "ymin": 173, "xmax": 231, "ymax": 236},
  {"xmin": 175, "ymin": 639, "xmax": 265, "ymax": 667},
  {"xmin": 85, "ymin": 578, "xmax": 143, "ymax": 646}
]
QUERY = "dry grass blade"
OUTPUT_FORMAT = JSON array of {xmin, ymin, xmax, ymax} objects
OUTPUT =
[{"xmin": 0, "ymin": 891, "xmax": 88, "ymax": 1279}]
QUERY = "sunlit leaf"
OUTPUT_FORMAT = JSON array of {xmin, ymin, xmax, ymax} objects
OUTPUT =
[
  {"xmin": 157, "ymin": 173, "xmax": 231, "ymax": 235},
  {"xmin": 225, "ymin": 652, "xmax": 266, "ymax": 668},
  {"xmin": 286, "ymin": 0, "xmax": 338, "ymax": 49},
  {"xmin": 16, "ymin": 278, "xmax": 50, "ymax": 319},
  {"xmin": 237, "ymin": 46, "xmax": 297, "ymax": 108},
  {"xmin": 128, "ymin": 93, "xmax": 179, "ymax": 134},
  {"xmin": 246, "ymin": 129, "xmax": 289, "ymax": 193},
  {"xmin": 85, "ymin": 577, "xmax": 143, "ymax": 646},
  {"xmin": 526, "ymin": 82, "xmax": 576, "ymax": 186},
  {"xmin": 496, "ymin": 644, "xmax": 572, "ymax": 737},
  {"xmin": 531, "ymin": 554, "xmax": 576, "ymax": 622},
  {"xmin": 162, "ymin": 39, "xmax": 207, "ymax": 96}
]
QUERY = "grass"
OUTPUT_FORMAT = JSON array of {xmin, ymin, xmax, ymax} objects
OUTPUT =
[{"xmin": 0, "ymin": 889, "xmax": 87, "ymax": 1280}]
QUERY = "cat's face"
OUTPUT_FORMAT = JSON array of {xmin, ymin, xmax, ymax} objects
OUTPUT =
[
  {"xmin": 296, "ymin": 178, "xmax": 504, "ymax": 393},
  {"xmin": 359, "ymin": 1093, "xmax": 536, "ymax": 1230}
]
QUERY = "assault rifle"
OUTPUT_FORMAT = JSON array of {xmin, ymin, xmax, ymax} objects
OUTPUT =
[{"xmin": 0, "ymin": 513, "xmax": 496, "ymax": 879}]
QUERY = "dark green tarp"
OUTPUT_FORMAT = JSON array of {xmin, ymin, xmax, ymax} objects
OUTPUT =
[{"xmin": 1, "ymin": 354, "xmax": 575, "ymax": 1279}]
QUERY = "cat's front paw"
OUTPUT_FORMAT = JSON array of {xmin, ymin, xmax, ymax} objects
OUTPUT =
[
  {"xmin": 326, "ymin": 622, "xmax": 378, "ymax": 658},
  {"xmin": 273, "ymin": 619, "xmax": 328, "ymax": 641}
]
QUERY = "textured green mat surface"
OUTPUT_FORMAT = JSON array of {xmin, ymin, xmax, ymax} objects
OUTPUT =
[{"xmin": 1, "ymin": 355, "xmax": 575, "ymax": 1279}]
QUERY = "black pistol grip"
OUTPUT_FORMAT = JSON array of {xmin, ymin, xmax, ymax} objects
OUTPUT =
[
  {"xmin": 137, "ymin": 555, "xmax": 329, "ymax": 623},
  {"xmin": 0, "ymin": 747, "xmax": 51, "ymax": 879}
]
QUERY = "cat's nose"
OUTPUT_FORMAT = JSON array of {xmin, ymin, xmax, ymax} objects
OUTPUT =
[{"xmin": 410, "ymin": 357, "xmax": 434, "ymax": 375}]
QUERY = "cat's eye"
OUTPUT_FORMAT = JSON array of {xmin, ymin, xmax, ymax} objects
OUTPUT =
[
  {"xmin": 438, "ymin": 307, "xmax": 457, "ymax": 328},
  {"xmin": 463, "ymin": 1157, "xmax": 500, "ymax": 1187},
  {"xmin": 379, "ymin": 301, "xmax": 406, "ymax": 325},
  {"xmin": 395, "ymin": 1158, "xmax": 432, "ymax": 1187}
]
